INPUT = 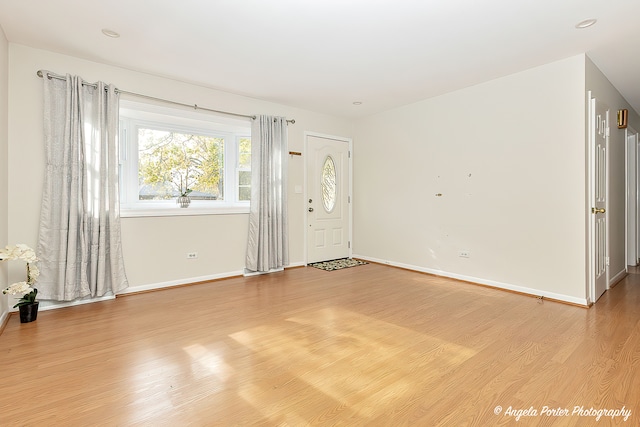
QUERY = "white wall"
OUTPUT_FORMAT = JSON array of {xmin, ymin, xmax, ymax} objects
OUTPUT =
[
  {"xmin": 7, "ymin": 44, "xmax": 352, "ymax": 298},
  {"xmin": 0, "ymin": 28, "xmax": 8, "ymax": 320},
  {"xmin": 353, "ymin": 55, "xmax": 589, "ymax": 304},
  {"xmin": 585, "ymin": 56, "xmax": 640, "ymax": 283},
  {"xmin": 6, "ymin": 43, "xmax": 638, "ymax": 309}
]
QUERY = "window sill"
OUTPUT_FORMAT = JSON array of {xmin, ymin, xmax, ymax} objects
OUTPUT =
[{"xmin": 120, "ymin": 206, "xmax": 250, "ymax": 218}]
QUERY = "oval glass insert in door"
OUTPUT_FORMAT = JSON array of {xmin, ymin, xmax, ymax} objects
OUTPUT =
[{"xmin": 321, "ymin": 155, "xmax": 337, "ymax": 212}]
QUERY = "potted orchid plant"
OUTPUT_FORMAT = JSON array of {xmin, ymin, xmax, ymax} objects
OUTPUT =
[{"xmin": 1, "ymin": 244, "xmax": 40, "ymax": 323}]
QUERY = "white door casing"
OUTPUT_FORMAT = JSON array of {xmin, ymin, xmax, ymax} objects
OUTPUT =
[
  {"xmin": 589, "ymin": 95, "xmax": 609, "ymax": 303},
  {"xmin": 636, "ymin": 131, "xmax": 640, "ymax": 263},
  {"xmin": 626, "ymin": 128, "xmax": 638, "ymax": 267},
  {"xmin": 306, "ymin": 134, "xmax": 351, "ymax": 264}
]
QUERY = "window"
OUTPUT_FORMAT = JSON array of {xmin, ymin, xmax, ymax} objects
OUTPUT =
[
  {"xmin": 119, "ymin": 101, "xmax": 251, "ymax": 216},
  {"xmin": 321, "ymin": 155, "xmax": 337, "ymax": 212}
]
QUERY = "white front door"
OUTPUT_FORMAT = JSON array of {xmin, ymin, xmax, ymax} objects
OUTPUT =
[
  {"xmin": 306, "ymin": 134, "xmax": 351, "ymax": 263},
  {"xmin": 590, "ymin": 96, "xmax": 609, "ymax": 302}
]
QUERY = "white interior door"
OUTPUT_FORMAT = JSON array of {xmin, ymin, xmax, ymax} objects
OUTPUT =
[
  {"xmin": 306, "ymin": 134, "xmax": 351, "ymax": 263},
  {"xmin": 590, "ymin": 96, "xmax": 609, "ymax": 302}
]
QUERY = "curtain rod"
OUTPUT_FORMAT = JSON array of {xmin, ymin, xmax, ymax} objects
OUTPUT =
[{"xmin": 36, "ymin": 70, "xmax": 295, "ymax": 124}]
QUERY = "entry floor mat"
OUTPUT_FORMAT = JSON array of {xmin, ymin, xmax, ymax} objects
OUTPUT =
[{"xmin": 308, "ymin": 258, "xmax": 368, "ymax": 271}]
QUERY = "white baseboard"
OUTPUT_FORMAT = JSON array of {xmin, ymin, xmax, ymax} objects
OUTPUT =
[
  {"xmin": 243, "ymin": 262, "xmax": 306, "ymax": 277},
  {"xmin": 122, "ymin": 262, "xmax": 306, "ymax": 294},
  {"xmin": 4, "ymin": 293, "xmax": 116, "ymax": 312},
  {"xmin": 353, "ymin": 254, "xmax": 589, "ymax": 306},
  {"xmin": 120, "ymin": 262, "xmax": 306, "ymax": 294},
  {"xmin": 37, "ymin": 295, "xmax": 116, "ymax": 311},
  {"xmin": 244, "ymin": 267, "xmax": 284, "ymax": 277},
  {"xmin": 6, "ymin": 264, "xmax": 308, "ymax": 314},
  {"xmin": 119, "ymin": 270, "xmax": 245, "ymax": 295},
  {"xmin": 610, "ymin": 268, "xmax": 627, "ymax": 287}
]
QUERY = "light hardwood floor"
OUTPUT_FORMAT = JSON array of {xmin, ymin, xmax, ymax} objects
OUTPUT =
[{"xmin": 1, "ymin": 263, "xmax": 639, "ymax": 426}]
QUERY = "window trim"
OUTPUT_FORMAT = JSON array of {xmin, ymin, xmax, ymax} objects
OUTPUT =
[{"xmin": 118, "ymin": 100, "xmax": 251, "ymax": 217}]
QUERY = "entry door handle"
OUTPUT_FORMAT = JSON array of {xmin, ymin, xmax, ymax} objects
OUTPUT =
[
  {"xmin": 308, "ymin": 207, "xmax": 314, "ymax": 212},
  {"xmin": 591, "ymin": 207, "xmax": 606, "ymax": 214}
]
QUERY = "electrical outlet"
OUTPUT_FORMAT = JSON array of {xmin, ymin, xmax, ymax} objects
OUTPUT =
[
  {"xmin": 187, "ymin": 252, "xmax": 198, "ymax": 259},
  {"xmin": 458, "ymin": 250, "xmax": 470, "ymax": 258}
]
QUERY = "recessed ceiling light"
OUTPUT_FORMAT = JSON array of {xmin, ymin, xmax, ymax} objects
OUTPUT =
[
  {"xmin": 575, "ymin": 19, "xmax": 597, "ymax": 29},
  {"xmin": 101, "ymin": 29, "xmax": 120, "ymax": 38},
  {"xmin": 353, "ymin": 101, "xmax": 363, "ymax": 105}
]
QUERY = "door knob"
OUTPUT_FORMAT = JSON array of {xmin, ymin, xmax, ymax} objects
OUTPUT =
[
  {"xmin": 591, "ymin": 207, "xmax": 606, "ymax": 214},
  {"xmin": 308, "ymin": 207, "xmax": 314, "ymax": 212}
]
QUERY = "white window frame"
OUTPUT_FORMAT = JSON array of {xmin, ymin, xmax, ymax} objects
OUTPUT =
[{"xmin": 119, "ymin": 100, "xmax": 251, "ymax": 217}]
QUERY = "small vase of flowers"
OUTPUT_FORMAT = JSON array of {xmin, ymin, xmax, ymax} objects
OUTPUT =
[
  {"xmin": 177, "ymin": 188, "xmax": 192, "ymax": 208},
  {"xmin": 1, "ymin": 244, "xmax": 40, "ymax": 323}
]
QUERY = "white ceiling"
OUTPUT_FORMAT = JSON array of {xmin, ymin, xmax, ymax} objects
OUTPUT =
[{"xmin": 1, "ymin": 0, "xmax": 639, "ymax": 119}]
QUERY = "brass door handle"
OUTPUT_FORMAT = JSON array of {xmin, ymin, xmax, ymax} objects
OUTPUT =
[{"xmin": 591, "ymin": 207, "xmax": 606, "ymax": 214}]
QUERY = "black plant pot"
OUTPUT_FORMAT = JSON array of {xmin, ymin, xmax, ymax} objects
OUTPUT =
[{"xmin": 19, "ymin": 302, "xmax": 39, "ymax": 323}]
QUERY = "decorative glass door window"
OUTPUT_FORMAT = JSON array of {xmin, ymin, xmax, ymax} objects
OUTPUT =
[{"xmin": 321, "ymin": 155, "xmax": 337, "ymax": 212}]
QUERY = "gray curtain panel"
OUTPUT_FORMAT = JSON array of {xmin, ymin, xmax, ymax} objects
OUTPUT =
[
  {"xmin": 246, "ymin": 115, "xmax": 289, "ymax": 272},
  {"xmin": 37, "ymin": 72, "xmax": 129, "ymax": 301}
]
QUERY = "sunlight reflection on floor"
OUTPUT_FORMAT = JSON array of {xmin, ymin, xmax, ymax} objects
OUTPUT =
[
  {"xmin": 183, "ymin": 343, "xmax": 234, "ymax": 382},
  {"xmin": 229, "ymin": 307, "xmax": 476, "ymax": 422}
]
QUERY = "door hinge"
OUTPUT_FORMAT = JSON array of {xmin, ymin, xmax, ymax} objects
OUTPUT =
[
  {"xmin": 606, "ymin": 256, "xmax": 610, "ymax": 266},
  {"xmin": 348, "ymin": 151, "xmax": 351, "ymax": 158},
  {"xmin": 348, "ymin": 196, "xmax": 351, "ymax": 203},
  {"xmin": 348, "ymin": 241, "xmax": 351, "ymax": 249}
]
